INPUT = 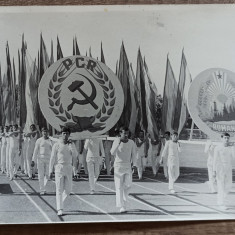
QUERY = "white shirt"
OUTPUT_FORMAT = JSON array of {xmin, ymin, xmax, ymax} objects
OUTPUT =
[
  {"xmin": 111, "ymin": 138, "xmax": 137, "ymax": 167},
  {"xmin": 84, "ymin": 139, "xmax": 105, "ymax": 161},
  {"xmin": 49, "ymin": 141, "xmax": 78, "ymax": 174},
  {"xmin": 32, "ymin": 137, "xmax": 57, "ymax": 161},
  {"xmin": 161, "ymin": 140, "xmax": 181, "ymax": 158}
]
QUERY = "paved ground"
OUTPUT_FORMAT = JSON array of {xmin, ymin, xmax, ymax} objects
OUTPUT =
[{"xmin": 1, "ymin": 142, "xmax": 235, "ymax": 224}]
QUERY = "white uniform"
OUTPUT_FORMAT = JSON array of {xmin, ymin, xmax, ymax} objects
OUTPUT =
[
  {"xmin": 111, "ymin": 138, "xmax": 136, "ymax": 208},
  {"xmin": 75, "ymin": 140, "xmax": 88, "ymax": 175},
  {"xmin": 103, "ymin": 140, "xmax": 114, "ymax": 175},
  {"xmin": 213, "ymin": 144, "xmax": 235, "ymax": 206},
  {"xmin": 160, "ymin": 139, "xmax": 169, "ymax": 179},
  {"xmin": 84, "ymin": 139, "xmax": 105, "ymax": 191},
  {"xmin": 1, "ymin": 135, "xmax": 7, "ymax": 173},
  {"xmin": 161, "ymin": 140, "xmax": 181, "ymax": 190},
  {"xmin": 9, "ymin": 132, "xmax": 20, "ymax": 179},
  {"xmin": 25, "ymin": 132, "xmax": 38, "ymax": 178},
  {"xmin": 49, "ymin": 141, "xmax": 78, "ymax": 211},
  {"xmin": 5, "ymin": 134, "xmax": 10, "ymax": 176},
  {"xmin": 149, "ymin": 141, "xmax": 161, "ymax": 175},
  {"xmin": 136, "ymin": 138, "xmax": 147, "ymax": 179},
  {"xmin": 33, "ymin": 137, "xmax": 56, "ymax": 192},
  {"xmin": 204, "ymin": 141, "xmax": 216, "ymax": 193}
]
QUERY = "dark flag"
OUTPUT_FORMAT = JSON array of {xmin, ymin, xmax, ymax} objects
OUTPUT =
[
  {"xmin": 73, "ymin": 36, "xmax": 80, "ymax": 55},
  {"xmin": 173, "ymin": 50, "xmax": 192, "ymax": 133},
  {"xmin": 117, "ymin": 42, "xmax": 132, "ymax": 129},
  {"xmin": 161, "ymin": 56, "xmax": 177, "ymax": 134},
  {"xmin": 136, "ymin": 48, "xmax": 147, "ymax": 133},
  {"xmin": 57, "ymin": 36, "xmax": 63, "ymax": 60},
  {"xmin": 101, "ymin": 42, "xmax": 106, "ymax": 64}
]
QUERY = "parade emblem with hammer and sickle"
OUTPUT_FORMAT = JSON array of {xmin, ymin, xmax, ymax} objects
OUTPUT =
[{"xmin": 38, "ymin": 56, "xmax": 124, "ymax": 139}]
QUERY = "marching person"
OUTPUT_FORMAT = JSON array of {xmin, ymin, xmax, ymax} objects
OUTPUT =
[
  {"xmin": 204, "ymin": 140, "xmax": 217, "ymax": 193},
  {"xmin": 25, "ymin": 124, "xmax": 39, "ymax": 179},
  {"xmin": 84, "ymin": 137, "xmax": 105, "ymax": 194},
  {"xmin": 1, "ymin": 126, "xmax": 9, "ymax": 174},
  {"xmin": 103, "ymin": 133, "xmax": 113, "ymax": 175},
  {"xmin": 161, "ymin": 131, "xmax": 181, "ymax": 194},
  {"xmin": 31, "ymin": 127, "xmax": 57, "ymax": 195},
  {"xmin": 110, "ymin": 127, "xmax": 137, "ymax": 213},
  {"xmin": 5, "ymin": 125, "xmax": 12, "ymax": 177},
  {"xmin": 150, "ymin": 138, "xmax": 161, "ymax": 177},
  {"xmin": 135, "ymin": 130, "xmax": 148, "ymax": 180},
  {"xmin": 75, "ymin": 139, "xmax": 88, "ymax": 177},
  {"xmin": 8, "ymin": 124, "xmax": 21, "ymax": 180},
  {"xmin": 161, "ymin": 131, "xmax": 171, "ymax": 179},
  {"xmin": 213, "ymin": 132, "xmax": 235, "ymax": 210},
  {"xmin": 49, "ymin": 127, "xmax": 78, "ymax": 216}
]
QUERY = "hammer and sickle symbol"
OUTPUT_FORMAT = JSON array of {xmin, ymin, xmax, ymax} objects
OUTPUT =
[{"xmin": 67, "ymin": 73, "xmax": 98, "ymax": 111}]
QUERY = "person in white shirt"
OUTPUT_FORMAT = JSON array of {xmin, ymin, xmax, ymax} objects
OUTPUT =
[
  {"xmin": 149, "ymin": 138, "xmax": 161, "ymax": 177},
  {"xmin": 8, "ymin": 124, "xmax": 21, "ymax": 180},
  {"xmin": 31, "ymin": 127, "xmax": 57, "ymax": 195},
  {"xmin": 49, "ymin": 127, "xmax": 78, "ymax": 216},
  {"xmin": 161, "ymin": 131, "xmax": 181, "ymax": 194},
  {"xmin": 204, "ymin": 140, "xmax": 216, "ymax": 193},
  {"xmin": 135, "ymin": 131, "xmax": 147, "ymax": 180},
  {"xmin": 160, "ymin": 131, "xmax": 171, "ymax": 180},
  {"xmin": 110, "ymin": 127, "xmax": 137, "ymax": 213},
  {"xmin": 74, "ymin": 140, "xmax": 88, "ymax": 178},
  {"xmin": 213, "ymin": 132, "xmax": 235, "ymax": 210},
  {"xmin": 5, "ymin": 125, "xmax": 12, "ymax": 177},
  {"xmin": 25, "ymin": 124, "xmax": 39, "ymax": 179},
  {"xmin": 84, "ymin": 138, "xmax": 105, "ymax": 194},
  {"xmin": 1, "ymin": 126, "xmax": 9, "ymax": 174}
]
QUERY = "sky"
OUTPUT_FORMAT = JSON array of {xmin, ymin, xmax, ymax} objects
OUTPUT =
[{"xmin": 1, "ymin": 5, "xmax": 235, "ymax": 94}]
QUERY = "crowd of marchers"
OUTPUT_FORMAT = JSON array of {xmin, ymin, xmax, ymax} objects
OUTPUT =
[{"xmin": 0, "ymin": 125, "xmax": 233, "ymax": 215}]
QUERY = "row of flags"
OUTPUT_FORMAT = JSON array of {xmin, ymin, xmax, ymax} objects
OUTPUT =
[{"xmin": 0, "ymin": 34, "xmax": 192, "ymax": 139}]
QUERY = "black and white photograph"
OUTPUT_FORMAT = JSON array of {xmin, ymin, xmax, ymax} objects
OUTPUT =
[{"xmin": 1, "ymin": 4, "xmax": 235, "ymax": 224}]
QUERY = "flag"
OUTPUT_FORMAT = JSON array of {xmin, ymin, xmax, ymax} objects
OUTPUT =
[
  {"xmin": 161, "ymin": 56, "xmax": 178, "ymax": 134},
  {"xmin": 24, "ymin": 50, "xmax": 39, "ymax": 132},
  {"xmin": 115, "ymin": 60, "xmax": 118, "ymax": 75},
  {"xmin": 57, "ymin": 36, "xmax": 63, "ymax": 60},
  {"xmin": 117, "ymin": 42, "xmax": 132, "ymax": 129},
  {"xmin": 144, "ymin": 58, "xmax": 159, "ymax": 139},
  {"xmin": 12, "ymin": 58, "xmax": 17, "ymax": 124},
  {"xmin": 73, "ymin": 36, "xmax": 80, "ymax": 55},
  {"xmin": 177, "ymin": 52, "xmax": 192, "ymax": 134},
  {"xmin": 38, "ymin": 34, "xmax": 50, "ymax": 128},
  {"xmin": 89, "ymin": 47, "xmax": 92, "ymax": 58},
  {"xmin": 50, "ymin": 40, "xmax": 54, "ymax": 66},
  {"xmin": 136, "ymin": 48, "xmax": 147, "ymax": 133},
  {"xmin": 128, "ymin": 64, "xmax": 137, "ymax": 136},
  {"xmin": 4, "ymin": 42, "xmax": 13, "ymax": 125},
  {"xmin": 101, "ymin": 42, "xmax": 105, "ymax": 64}
]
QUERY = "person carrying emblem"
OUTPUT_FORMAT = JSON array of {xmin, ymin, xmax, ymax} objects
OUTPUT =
[
  {"xmin": 31, "ymin": 127, "xmax": 58, "ymax": 195},
  {"xmin": 161, "ymin": 131, "xmax": 181, "ymax": 194},
  {"xmin": 110, "ymin": 127, "xmax": 137, "ymax": 213},
  {"xmin": 49, "ymin": 127, "xmax": 78, "ymax": 216},
  {"xmin": 84, "ymin": 137, "xmax": 105, "ymax": 194},
  {"xmin": 213, "ymin": 132, "xmax": 235, "ymax": 210}
]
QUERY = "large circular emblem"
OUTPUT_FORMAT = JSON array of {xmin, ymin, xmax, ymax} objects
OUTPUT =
[
  {"xmin": 38, "ymin": 56, "xmax": 124, "ymax": 139},
  {"xmin": 188, "ymin": 68, "xmax": 235, "ymax": 140}
]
